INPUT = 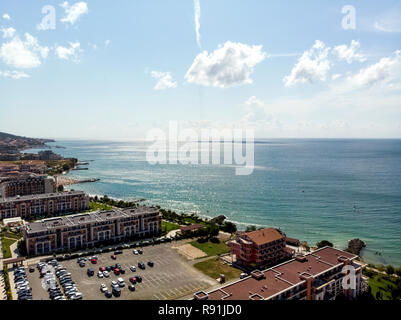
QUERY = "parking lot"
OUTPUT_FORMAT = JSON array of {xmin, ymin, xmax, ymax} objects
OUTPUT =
[{"xmin": 26, "ymin": 240, "xmax": 217, "ymax": 300}]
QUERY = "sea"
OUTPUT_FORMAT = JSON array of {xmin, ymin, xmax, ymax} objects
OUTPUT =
[{"xmin": 26, "ymin": 139, "xmax": 401, "ymax": 267}]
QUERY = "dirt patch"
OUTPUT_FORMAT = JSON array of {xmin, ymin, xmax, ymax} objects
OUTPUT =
[{"xmin": 174, "ymin": 244, "xmax": 207, "ymax": 260}]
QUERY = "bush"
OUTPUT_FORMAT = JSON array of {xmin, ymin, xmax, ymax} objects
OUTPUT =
[
  {"xmin": 316, "ymin": 240, "xmax": 334, "ymax": 248},
  {"xmin": 386, "ymin": 265, "xmax": 395, "ymax": 275}
]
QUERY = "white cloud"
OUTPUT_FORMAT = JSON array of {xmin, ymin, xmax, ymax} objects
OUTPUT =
[
  {"xmin": 0, "ymin": 70, "xmax": 29, "ymax": 79},
  {"xmin": 331, "ymin": 74, "xmax": 342, "ymax": 80},
  {"xmin": 151, "ymin": 71, "xmax": 178, "ymax": 90},
  {"xmin": 348, "ymin": 50, "xmax": 401, "ymax": 87},
  {"xmin": 105, "ymin": 40, "xmax": 110, "ymax": 47},
  {"xmin": 1, "ymin": 27, "xmax": 15, "ymax": 38},
  {"xmin": 2, "ymin": 14, "xmax": 11, "ymax": 20},
  {"xmin": 333, "ymin": 40, "xmax": 366, "ymax": 64},
  {"xmin": 193, "ymin": 0, "xmax": 201, "ymax": 48},
  {"xmin": 0, "ymin": 33, "xmax": 49, "ymax": 69},
  {"xmin": 245, "ymin": 96, "xmax": 264, "ymax": 107},
  {"xmin": 185, "ymin": 41, "xmax": 266, "ymax": 88},
  {"xmin": 284, "ymin": 40, "xmax": 331, "ymax": 87},
  {"xmin": 55, "ymin": 42, "xmax": 81, "ymax": 62},
  {"xmin": 60, "ymin": 1, "xmax": 88, "ymax": 25},
  {"xmin": 374, "ymin": 11, "xmax": 401, "ymax": 33}
]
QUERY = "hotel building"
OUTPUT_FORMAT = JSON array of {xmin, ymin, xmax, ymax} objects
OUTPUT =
[
  {"xmin": 229, "ymin": 228, "xmax": 289, "ymax": 268},
  {"xmin": 0, "ymin": 191, "xmax": 89, "ymax": 220},
  {"xmin": 194, "ymin": 246, "xmax": 364, "ymax": 301},
  {"xmin": 23, "ymin": 207, "xmax": 162, "ymax": 255},
  {"xmin": 0, "ymin": 174, "xmax": 56, "ymax": 198}
]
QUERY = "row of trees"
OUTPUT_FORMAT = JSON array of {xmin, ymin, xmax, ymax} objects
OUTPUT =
[{"xmin": 2, "ymin": 266, "xmax": 12, "ymax": 300}]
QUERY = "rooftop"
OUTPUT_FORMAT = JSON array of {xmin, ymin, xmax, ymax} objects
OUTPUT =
[
  {"xmin": 203, "ymin": 246, "xmax": 357, "ymax": 301},
  {"xmin": 25, "ymin": 206, "xmax": 160, "ymax": 234},
  {"xmin": 0, "ymin": 190, "xmax": 86, "ymax": 204},
  {"xmin": 244, "ymin": 228, "xmax": 284, "ymax": 246}
]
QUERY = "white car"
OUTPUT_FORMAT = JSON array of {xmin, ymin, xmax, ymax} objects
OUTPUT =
[
  {"xmin": 133, "ymin": 250, "xmax": 138, "ymax": 255},
  {"xmin": 103, "ymin": 271, "xmax": 110, "ymax": 277},
  {"xmin": 129, "ymin": 266, "xmax": 136, "ymax": 272},
  {"xmin": 97, "ymin": 271, "xmax": 104, "ymax": 278},
  {"xmin": 111, "ymin": 280, "xmax": 118, "ymax": 288},
  {"xmin": 100, "ymin": 284, "xmax": 108, "ymax": 293},
  {"xmin": 117, "ymin": 278, "xmax": 125, "ymax": 287}
]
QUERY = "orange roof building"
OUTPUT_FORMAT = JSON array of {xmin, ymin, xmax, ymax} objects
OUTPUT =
[{"xmin": 229, "ymin": 227, "xmax": 289, "ymax": 268}]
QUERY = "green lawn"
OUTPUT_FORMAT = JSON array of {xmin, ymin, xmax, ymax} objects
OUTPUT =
[
  {"xmin": 190, "ymin": 240, "xmax": 230, "ymax": 257},
  {"xmin": 86, "ymin": 201, "xmax": 113, "ymax": 212},
  {"xmin": 194, "ymin": 258, "xmax": 242, "ymax": 281},
  {"xmin": 162, "ymin": 221, "xmax": 180, "ymax": 235},
  {"xmin": 369, "ymin": 274, "xmax": 400, "ymax": 300},
  {"xmin": 1, "ymin": 237, "xmax": 18, "ymax": 259}
]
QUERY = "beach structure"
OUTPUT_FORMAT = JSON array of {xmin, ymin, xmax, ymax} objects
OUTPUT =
[{"xmin": 23, "ymin": 207, "xmax": 162, "ymax": 255}]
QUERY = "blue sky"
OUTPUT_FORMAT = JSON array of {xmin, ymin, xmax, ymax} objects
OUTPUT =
[{"xmin": 0, "ymin": 0, "xmax": 400, "ymax": 139}]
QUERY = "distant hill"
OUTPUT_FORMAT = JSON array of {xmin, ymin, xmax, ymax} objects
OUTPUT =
[{"xmin": 0, "ymin": 131, "xmax": 54, "ymax": 144}]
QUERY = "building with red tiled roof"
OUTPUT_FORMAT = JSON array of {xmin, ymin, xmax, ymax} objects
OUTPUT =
[
  {"xmin": 194, "ymin": 246, "xmax": 364, "ymax": 301},
  {"xmin": 229, "ymin": 227, "xmax": 288, "ymax": 268}
]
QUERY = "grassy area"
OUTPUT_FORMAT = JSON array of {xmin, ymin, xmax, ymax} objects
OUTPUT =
[
  {"xmin": 0, "ymin": 231, "xmax": 22, "ymax": 240},
  {"xmin": 369, "ymin": 274, "xmax": 401, "ymax": 300},
  {"xmin": 190, "ymin": 240, "xmax": 230, "ymax": 257},
  {"xmin": 86, "ymin": 201, "xmax": 113, "ymax": 212},
  {"xmin": 194, "ymin": 258, "xmax": 242, "ymax": 281},
  {"xmin": 162, "ymin": 220, "xmax": 180, "ymax": 235},
  {"xmin": 1, "ymin": 237, "xmax": 18, "ymax": 259}
]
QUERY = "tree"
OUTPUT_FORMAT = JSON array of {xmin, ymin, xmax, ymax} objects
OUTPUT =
[
  {"xmin": 62, "ymin": 164, "xmax": 70, "ymax": 171},
  {"xmin": 221, "ymin": 221, "xmax": 237, "ymax": 233},
  {"xmin": 316, "ymin": 240, "xmax": 333, "ymax": 248},
  {"xmin": 57, "ymin": 185, "xmax": 64, "ymax": 192},
  {"xmin": 245, "ymin": 225, "xmax": 257, "ymax": 232},
  {"xmin": 386, "ymin": 265, "xmax": 395, "ymax": 275}
]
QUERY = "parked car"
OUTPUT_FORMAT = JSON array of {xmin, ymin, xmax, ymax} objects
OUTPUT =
[
  {"xmin": 129, "ymin": 277, "xmax": 137, "ymax": 284},
  {"xmin": 133, "ymin": 249, "xmax": 138, "ymax": 255},
  {"xmin": 111, "ymin": 255, "xmax": 116, "ymax": 260},
  {"xmin": 147, "ymin": 261, "xmax": 154, "ymax": 267},
  {"xmin": 117, "ymin": 278, "xmax": 125, "ymax": 287},
  {"xmin": 87, "ymin": 268, "xmax": 94, "ymax": 276},
  {"xmin": 100, "ymin": 284, "xmax": 108, "ymax": 293},
  {"xmin": 114, "ymin": 250, "xmax": 123, "ymax": 255},
  {"xmin": 97, "ymin": 271, "xmax": 104, "ymax": 278},
  {"xmin": 138, "ymin": 249, "xmax": 143, "ymax": 254},
  {"xmin": 128, "ymin": 284, "xmax": 135, "ymax": 292},
  {"xmin": 136, "ymin": 275, "xmax": 142, "ymax": 283},
  {"xmin": 29, "ymin": 267, "xmax": 35, "ymax": 273},
  {"xmin": 240, "ymin": 273, "xmax": 248, "ymax": 279},
  {"xmin": 138, "ymin": 262, "xmax": 145, "ymax": 270},
  {"xmin": 91, "ymin": 258, "xmax": 97, "ymax": 264},
  {"xmin": 103, "ymin": 271, "xmax": 110, "ymax": 277},
  {"xmin": 120, "ymin": 268, "xmax": 126, "ymax": 275},
  {"xmin": 99, "ymin": 266, "xmax": 106, "ymax": 272},
  {"xmin": 112, "ymin": 287, "xmax": 121, "ymax": 297},
  {"xmin": 129, "ymin": 266, "xmax": 136, "ymax": 272},
  {"xmin": 105, "ymin": 290, "xmax": 112, "ymax": 298},
  {"xmin": 114, "ymin": 268, "xmax": 120, "ymax": 276}
]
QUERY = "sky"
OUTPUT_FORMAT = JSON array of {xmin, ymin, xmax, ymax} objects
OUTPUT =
[{"xmin": 0, "ymin": 0, "xmax": 401, "ymax": 140}]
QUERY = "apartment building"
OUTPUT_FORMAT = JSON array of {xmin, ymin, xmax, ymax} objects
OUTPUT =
[
  {"xmin": 229, "ymin": 228, "xmax": 289, "ymax": 268},
  {"xmin": 0, "ymin": 174, "xmax": 56, "ymax": 198},
  {"xmin": 194, "ymin": 246, "xmax": 364, "ymax": 301},
  {"xmin": 0, "ymin": 191, "xmax": 89, "ymax": 220},
  {"xmin": 23, "ymin": 207, "xmax": 162, "ymax": 255}
]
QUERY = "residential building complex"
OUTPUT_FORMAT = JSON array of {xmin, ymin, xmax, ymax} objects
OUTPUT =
[
  {"xmin": 0, "ymin": 191, "xmax": 89, "ymax": 220},
  {"xmin": 229, "ymin": 228, "xmax": 289, "ymax": 268},
  {"xmin": 23, "ymin": 207, "xmax": 162, "ymax": 255},
  {"xmin": 0, "ymin": 174, "xmax": 56, "ymax": 198},
  {"xmin": 194, "ymin": 247, "xmax": 364, "ymax": 301}
]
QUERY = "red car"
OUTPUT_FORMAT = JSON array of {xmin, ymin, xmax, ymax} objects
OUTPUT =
[
  {"xmin": 99, "ymin": 266, "xmax": 106, "ymax": 272},
  {"xmin": 129, "ymin": 277, "xmax": 137, "ymax": 284},
  {"xmin": 111, "ymin": 255, "xmax": 116, "ymax": 260},
  {"xmin": 91, "ymin": 258, "xmax": 97, "ymax": 264},
  {"xmin": 114, "ymin": 268, "xmax": 120, "ymax": 275}
]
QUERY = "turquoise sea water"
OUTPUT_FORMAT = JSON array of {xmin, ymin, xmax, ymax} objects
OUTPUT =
[{"xmin": 28, "ymin": 139, "xmax": 401, "ymax": 266}]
